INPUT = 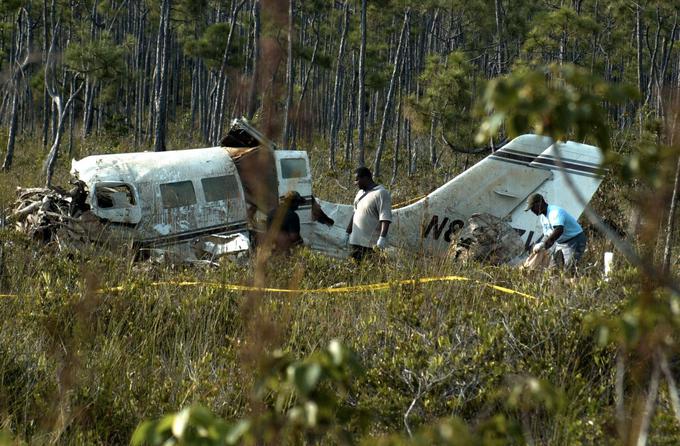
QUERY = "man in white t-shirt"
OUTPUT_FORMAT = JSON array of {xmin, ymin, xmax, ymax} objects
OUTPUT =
[
  {"xmin": 345, "ymin": 167, "xmax": 392, "ymax": 261},
  {"xmin": 525, "ymin": 193, "xmax": 587, "ymax": 272}
]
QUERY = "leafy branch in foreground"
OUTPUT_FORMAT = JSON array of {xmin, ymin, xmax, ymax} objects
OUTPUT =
[
  {"xmin": 131, "ymin": 338, "xmax": 572, "ymax": 445},
  {"xmin": 477, "ymin": 62, "xmax": 680, "ymax": 445},
  {"xmin": 476, "ymin": 62, "xmax": 639, "ymax": 153},
  {"xmin": 131, "ymin": 340, "xmax": 367, "ymax": 445}
]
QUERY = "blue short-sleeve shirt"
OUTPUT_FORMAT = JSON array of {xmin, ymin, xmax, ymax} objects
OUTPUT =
[{"xmin": 539, "ymin": 204, "xmax": 583, "ymax": 243}]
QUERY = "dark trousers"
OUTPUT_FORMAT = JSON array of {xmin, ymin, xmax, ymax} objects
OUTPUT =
[
  {"xmin": 553, "ymin": 232, "xmax": 587, "ymax": 274},
  {"xmin": 349, "ymin": 244, "xmax": 373, "ymax": 262}
]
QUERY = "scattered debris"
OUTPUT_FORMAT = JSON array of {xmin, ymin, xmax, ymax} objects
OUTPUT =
[
  {"xmin": 450, "ymin": 213, "xmax": 525, "ymax": 265},
  {"xmin": 7, "ymin": 185, "xmax": 250, "ymax": 265},
  {"xmin": 9, "ymin": 185, "xmax": 112, "ymax": 251}
]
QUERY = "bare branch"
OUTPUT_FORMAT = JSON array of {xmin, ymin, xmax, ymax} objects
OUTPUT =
[
  {"xmin": 441, "ymin": 132, "xmax": 507, "ymax": 154},
  {"xmin": 660, "ymin": 352, "xmax": 680, "ymax": 427},
  {"xmin": 635, "ymin": 358, "xmax": 660, "ymax": 446},
  {"xmin": 616, "ymin": 353, "xmax": 626, "ymax": 438},
  {"xmin": 44, "ymin": 19, "xmax": 61, "ymax": 101},
  {"xmin": 105, "ymin": 0, "xmax": 130, "ymax": 34},
  {"xmin": 11, "ymin": 8, "xmax": 33, "ymax": 85}
]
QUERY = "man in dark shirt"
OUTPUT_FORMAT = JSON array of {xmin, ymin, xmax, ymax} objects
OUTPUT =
[{"xmin": 267, "ymin": 191, "xmax": 305, "ymax": 253}]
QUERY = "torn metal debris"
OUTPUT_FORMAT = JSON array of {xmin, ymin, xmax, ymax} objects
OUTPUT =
[{"xmin": 450, "ymin": 213, "xmax": 525, "ymax": 265}]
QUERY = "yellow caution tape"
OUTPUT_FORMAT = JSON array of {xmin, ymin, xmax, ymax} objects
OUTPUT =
[
  {"xmin": 0, "ymin": 275, "xmax": 537, "ymax": 300},
  {"xmin": 393, "ymin": 194, "xmax": 428, "ymax": 209},
  {"xmin": 97, "ymin": 275, "xmax": 537, "ymax": 300}
]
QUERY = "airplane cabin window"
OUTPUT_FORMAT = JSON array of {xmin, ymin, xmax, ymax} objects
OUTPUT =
[
  {"xmin": 160, "ymin": 181, "xmax": 197, "ymax": 208},
  {"xmin": 202, "ymin": 175, "xmax": 241, "ymax": 202},
  {"xmin": 280, "ymin": 158, "xmax": 307, "ymax": 179},
  {"xmin": 95, "ymin": 184, "xmax": 136, "ymax": 209}
]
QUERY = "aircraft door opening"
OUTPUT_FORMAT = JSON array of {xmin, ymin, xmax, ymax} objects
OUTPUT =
[{"xmin": 92, "ymin": 182, "xmax": 142, "ymax": 224}]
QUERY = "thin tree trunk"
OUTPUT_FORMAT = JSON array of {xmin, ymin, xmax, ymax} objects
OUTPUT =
[
  {"xmin": 3, "ymin": 8, "xmax": 30, "ymax": 171},
  {"xmin": 82, "ymin": 80, "xmax": 95, "ymax": 138},
  {"xmin": 345, "ymin": 51, "xmax": 357, "ymax": 163},
  {"xmin": 44, "ymin": 90, "xmax": 81, "ymax": 187},
  {"xmin": 329, "ymin": 0, "xmax": 350, "ymax": 168},
  {"xmin": 134, "ymin": 7, "xmax": 146, "ymax": 146},
  {"xmin": 153, "ymin": 0, "xmax": 171, "ymax": 152},
  {"xmin": 3, "ymin": 90, "xmax": 18, "ymax": 171},
  {"xmin": 282, "ymin": 0, "xmax": 294, "ymax": 148},
  {"xmin": 644, "ymin": 8, "xmax": 662, "ymax": 107},
  {"xmin": 663, "ymin": 154, "xmax": 680, "ymax": 274},
  {"xmin": 390, "ymin": 86, "xmax": 403, "ymax": 186},
  {"xmin": 82, "ymin": 0, "xmax": 99, "ymax": 139},
  {"xmin": 68, "ymin": 77, "xmax": 75, "ymax": 157},
  {"xmin": 495, "ymin": 0, "xmax": 504, "ymax": 74},
  {"xmin": 408, "ymin": 120, "xmax": 415, "ymax": 176},
  {"xmin": 637, "ymin": 4, "xmax": 644, "ymax": 100},
  {"xmin": 374, "ymin": 9, "xmax": 409, "ymax": 178},
  {"xmin": 190, "ymin": 60, "xmax": 197, "ymax": 130},
  {"xmin": 357, "ymin": 0, "xmax": 367, "ymax": 167},
  {"xmin": 43, "ymin": 25, "xmax": 84, "ymax": 187},
  {"xmin": 212, "ymin": 0, "xmax": 247, "ymax": 144},
  {"xmin": 246, "ymin": 0, "xmax": 260, "ymax": 120},
  {"xmin": 292, "ymin": 18, "xmax": 319, "ymax": 148},
  {"xmin": 42, "ymin": 0, "xmax": 49, "ymax": 149},
  {"xmin": 429, "ymin": 115, "xmax": 437, "ymax": 166}
]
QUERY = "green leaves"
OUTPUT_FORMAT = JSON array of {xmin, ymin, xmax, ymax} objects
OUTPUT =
[
  {"xmin": 0, "ymin": 0, "xmax": 22, "ymax": 15},
  {"xmin": 522, "ymin": 7, "xmax": 599, "ymax": 60},
  {"xmin": 132, "ymin": 340, "xmax": 363, "ymax": 445},
  {"xmin": 64, "ymin": 32, "xmax": 126, "ymax": 81},
  {"xmin": 290, "ymin": 362, "xmax": 322, "ymax": 395},
  {"xmin": 407, "ymin": 52, "xmax": 477, "ymax": 144},
  {"xmin": 256, "ymin": 340, "xmax": 362, "ymax": 424},
  {"xmin": 506, "ymin": 377, "xmax": 564, "ymax": 413},
  {"xmin": 131, "ymin": 406, "xmax": 251, "ymax": 446},
  {"xmin": 183, "ymin": 23, "xmax": 245, "ymax": 69},
  {"xmin": 587, "ymin": 289, "xmax": 680, "ymax": 350},
  {"xmin": 476, "ymin": 63, "xmax": 639, "ymax": 152}
]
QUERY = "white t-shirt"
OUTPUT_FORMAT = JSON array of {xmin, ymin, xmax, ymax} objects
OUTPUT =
[{"xmin": 349, "ymin": 185, "xmax": 392, "ymax": 248}]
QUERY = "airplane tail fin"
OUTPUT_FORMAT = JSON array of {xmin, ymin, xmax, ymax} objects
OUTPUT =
[
  {"xmin": 506, "ymin": 140, "xmax": 604, "ymax": 246},
  {"xmin": 390, "ymin": 135, "xmax": 604, "ymax": 254}
]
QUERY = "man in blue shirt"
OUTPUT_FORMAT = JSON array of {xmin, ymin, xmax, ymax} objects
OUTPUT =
[{"xmin": 525, "ymin": 193, "xmax": 587, "ymax": 272}]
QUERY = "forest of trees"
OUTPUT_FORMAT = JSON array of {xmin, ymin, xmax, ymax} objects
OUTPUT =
[{"xmin": 0, "ymin": 0, "xmax": 678, "ymax": 184}]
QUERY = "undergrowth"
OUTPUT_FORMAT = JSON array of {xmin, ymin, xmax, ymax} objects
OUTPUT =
[
  {"xmin": 0, "ymin": 129, "xmax": 678, "ymax": 444},
  {"xmin": 1, "ymin": 229, "xmax": 677, "ymax": 444}
]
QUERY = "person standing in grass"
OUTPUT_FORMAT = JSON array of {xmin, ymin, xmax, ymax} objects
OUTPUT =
[
  {"xmin": 525, "ymin": 193, "xmax": 587, "ymax": 273},
  {"xmin": 346, "ymin": 167, "xmax": 392, "ymax": 261}
]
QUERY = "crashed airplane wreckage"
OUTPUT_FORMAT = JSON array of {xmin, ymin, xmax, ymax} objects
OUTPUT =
[{"xmin": 8, "ymin": 119, "xmax": 605, "ymax": 263}]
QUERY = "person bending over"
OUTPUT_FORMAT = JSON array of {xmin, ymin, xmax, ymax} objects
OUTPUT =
[{"xmin": 525, "ymin": 193, "xmax": 587, "ymax": 273}]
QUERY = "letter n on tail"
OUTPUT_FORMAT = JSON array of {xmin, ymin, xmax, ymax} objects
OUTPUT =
[{"xmin": 422, "ymin": 215, "xmax": 449, "ymax": 240}]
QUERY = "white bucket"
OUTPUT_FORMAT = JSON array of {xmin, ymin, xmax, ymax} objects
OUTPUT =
[{"xmin": 604, "ymin": 252, "xmax": 614, "ymax": 279}]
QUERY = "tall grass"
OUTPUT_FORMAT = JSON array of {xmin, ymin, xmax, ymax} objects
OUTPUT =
[
  {"xmin": 2, "ymin": 230, "xmax": 677, "ymax": 444},
  {"xmin": 1, "ymin": 131, "xmax": 678, "ymax": 444}
]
